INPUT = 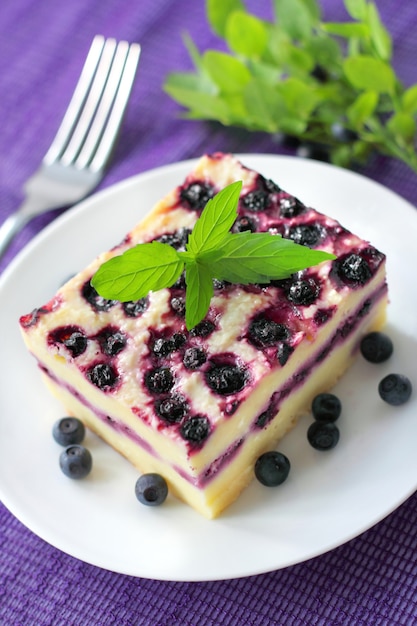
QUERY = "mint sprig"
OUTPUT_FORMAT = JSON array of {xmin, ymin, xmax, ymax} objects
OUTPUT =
[
  {"xmin": 163, "ymin": 0, "xmax": 417, "ymax": 174},
  {"xmin": 92, "ymin": 181, "xmax": 336, "ymax": 330}
]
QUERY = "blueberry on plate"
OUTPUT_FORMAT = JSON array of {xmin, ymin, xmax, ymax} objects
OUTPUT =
[
  {"xmin": 378, "ymin": 373, "xmax": 412, "ymax": 406},
  {"xmin": 360, "ymin": 331, "xmax": 393, "ymax": 363},
  {"xmin": 311, "ymin": 393, "xmax": 342, "ymax": 422},
  {"xmin": 135, "ymin": 473, "xmax": 168, "ymax": 506},
  {"xmin": 53, "ymin": 417, "xmax": 85, "ymax": 446},
  {"xmin": 254, "ymin": 451, "xmax": 291, "ymax": 486},
  {"xmin": 307, "ymin": 422, "xmax": 340, "ymax": 450},
  {"xmin": 59, "ymin": 445, "xmax": 92, "ymax": 479}
]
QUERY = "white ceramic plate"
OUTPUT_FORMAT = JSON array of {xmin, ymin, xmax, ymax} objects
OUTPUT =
[{"xmin": 1, "ymin": 155, "xmax": 416, "ymax": 582}]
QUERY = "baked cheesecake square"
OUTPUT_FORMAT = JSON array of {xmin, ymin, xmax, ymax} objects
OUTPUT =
[{"xmin": 19, "ymin": 153, "xmax": 388, "ymax": 518}]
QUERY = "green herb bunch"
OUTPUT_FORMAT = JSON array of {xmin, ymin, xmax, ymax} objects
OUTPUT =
[
  {"xmin": 92, "ymin": 181, "xmax": 335, "ymax": 330},
  {"xmin": 164, "ymin": 0, "xmax": 417, "ymax": 173}
]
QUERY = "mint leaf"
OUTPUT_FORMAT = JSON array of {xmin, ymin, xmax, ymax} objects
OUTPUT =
[
  {"xmin": 347, "ymin": 90, "xmax": 378, "ymax": 127},
  {"xmin": 202, "ymin": 51, "xmax": 252, "ymax": 93},
  {"xmin": 273, "ymin": 0, "xmax": 315, "ymax": 40},
  {"xmin": 91, "ymin": 242, "xmax": 184, "ymax": 301},
  {"xmin": 206, "ymin": 0, "xmax": 245, "ymax": 38},
  {"xmin": 225, "ymin": 11, "xmax": 268, "ymax": 58},
  {"xmin": 201, "ymin": 232, "xmax": 336, "ymax": 283},
  {"xmin": 344, "ymin": 0, "xmax": 367, "ymax": 20},
  {"xmin": 184, "ymin": 262, "xmax": 214, "ymax": 330},
  {"xmin": 367, "ymin": 2, "xmax": 392, "ymax": 61},
  {"xmin": 186, "ymin": 180, "xmax": 242, "ymax": 255},
  {"xmin": 343, "ymin": 55, "xmax": 396, "ymax": 94}
]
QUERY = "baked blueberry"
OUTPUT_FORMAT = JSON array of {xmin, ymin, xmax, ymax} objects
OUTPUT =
[
  {"xmin": 378, "ymin": 374, "xmax": 412, "ymax": 406},
  {"xmin": 287, "ymin": 223, "xmax": 325, "ymax": 248},
  {"xmin": 154, "ymin": 227, "xmax": 191, "ymax": 249},
  {"xmin": 255, "ymin": 451, "xmax": 290, "ymax": 486},
  {"xmin": 279, "ymin": 196, "xmax": 306, "ymax": 218},
  {"xmin": 87, "ymin": 363, "xmax": 118, "ymax": 390},
  {"xmin": 205, "ymin": 363, "xmax": 247, "ymax": 395},
  {"xmin": 170, "ymin": 296, "xmax": 186, "ymax": 317},
  {"xmin": 241, "ymin": 189, "xmax": 270, "ymax": 212},
  {"xmin": 155, "ymin": 395, "xmax": 188, "ymax": 424},
  {"xmin": 180, "ymin": 182, "xmax": 214, "ymax": 210},
  {"xmin": 286, "ymin": 278, "xmax": 320, "ymax": 306},
  {"xmin": 276, "ymin": 343, "xmax": 293, "ymax": 366},
  {"xmin": 81, "ymin": 280, "xmax": 118, "ymax": 312},
  {"xmin": 135, "ymin": 473, "xmax": 168, "ymax": 506},
  {"xmin": 144, "ymin": 367, "xmax": 174, "ymax": 394},
  {"xmin": 360, "ymin": 332, "xmax": 393, "ymax": 363},
  {"xmin": 59, "ymin": 445, "xmax": 92, "ymax": 479},
  {"xmin": 183, "ymin": 347, "xmax": 207, "ymax": 369},
  {"xmin": 190, "ymin": 320, "xmax": 215, "ymax": 337},
  {"xmin": 312, "ymin": 393, "xmax": 342, "ymax": 422},
  {"xmin": 122, "ymin": 298, "xmax": 148, "ymax": 318},
  {"xmin": 248, "ymin": 316, "xmax": 290, "ymax": 347},
  {"xmin": 233, "ymin": 215, "xmax": 257, "ymax": 233},
  {"xmin": 96, "ymin": 327, "xmax": 127, "ymax": 356},
  {"xmin": 180, "ymin": 415, "xmax": 211, "ymax": 445},
  {"xmin": 49, "ymin": 326, "xmax": 87, "ymax": 357},
  {"xmin": 333, "ymin": 252, "xmax": 372, "ymax": 286},
  {"xmin": 53, "ymin": 417, "xmax": 85, "ymax": 446}
]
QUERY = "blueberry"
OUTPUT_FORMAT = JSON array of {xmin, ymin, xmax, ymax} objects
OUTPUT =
[
  {"xmin": 122, "ymin": 298, "xmax": 148, "ymax": 318},
  {"xmin": 190, "ymin": 320, "xmax": 215, "ymax": 337},
  {"xmin": 144, "ymin": 367, "xmax": 174, "ymax": 394},
  {"xmin": 296, "ymin": 143, "xmax": 330, "ymax": 162},
  {"xmin": 233, "ymin": 215, "xmax": 257, "ymax": 233},
  {"xmin": 152, "ymin": 332, "xmax": 186, "ymax": 358},
  {"xmin": 183, "ymin": 346, "xmax": 207, "ymax": 369},
  {"xmin": 87, "ymin": 363, "xmax": 118, "ymax": 390},
  {"xmin": 254, "ymin": 451, "xmax": 291, "ymax": 486},
  {"xmin": 241, "ymin": 190, "xmax": 269, "ymax": 212},
  {"xmin": 96, "ymin": 327, "xmax": 127, "ymax": 356},
  {"xmin": 360, "ymin": 332, "xmax": 393, "ymax": 363},
  {"xmin": 287, "ymin": 223, "xmax": 325, "ymax": 248},
  {"xmin": 279, "ymin": 196, "xmax": 306, "ymax": 218},
  {"xmin": 312, "ymin": 393, "xmax": 342, "ymax": 422},
  {"xmin": 180, "ymin": 182, "xmax": 214, "ymax": 211},
  {"xmin": 154, "ymin": 227, "xmax": 191, "ymax": 249},
  {"xmin": 53, "ymin": 417, "xmax": 85, "ymax": 446},
  {"xmin": 170, "ymin": 296, "xmax": 186, "ymax": 316},
  {"xmin": 180, "ymin": 415, "xmax": 211, "ymax": 445},
  {"xmin": 334, "ymin": 253, "xmax": 372, "ymax": 286},
  {"xmin": 378, "ymin": 374, "xmax": 412, "ymax": 406},
  {"xmin": 331, "ymin": 122, "xmax": 358, "ymax": 143},
  {"xmin": 155, "ymin": 395, "xmax": 188, "ymax": 424},
  {"xmin": 205, "ymin": 363, "xmax": 247, "ymax": 395},
  {"xmin": 49, "ymin": 326, "xmax": 87, "ymax": 357},
  {"xmin": 286, "ymin": 278, "xmax": 320, "ymax": 306},
  {"xmin": 307, "ymin": 422, "xmax": 340, "ymax": 450},
  {"xmin": 59, "ymin": 445, "xmax": 92, "ymax": 479},
  {"xmin": 81, "ymin": 280, "xmax": 118, "ymax": 312},
  {"xmin": 262, "ymin": 177, "xmax": 281, "ymax": 193},
  {"xmin": 135, "ymin": 473, "xmax": 168, "ymax": 506},
  {"xmin": 248, "ymin": 316, "xmax": 290, "ymax": 347}
]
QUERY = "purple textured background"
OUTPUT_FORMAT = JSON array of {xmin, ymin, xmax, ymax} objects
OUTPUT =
[{"xmin": 1, "ymin": 1, "xmax": 416, "ymax": 624}]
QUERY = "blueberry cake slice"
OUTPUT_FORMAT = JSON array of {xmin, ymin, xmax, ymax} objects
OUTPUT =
[{"xmin": 19, "ymin": 153, "xmax": 388, "ymax": 518}]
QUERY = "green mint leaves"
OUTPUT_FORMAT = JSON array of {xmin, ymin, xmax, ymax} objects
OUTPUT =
[
  {"xmin": 163, "ymin": 0, "xmax": 417, "ymax": 174},
  {"xmin": 91, "ymin": 181, "xmax": 336, "ymax": 330}
]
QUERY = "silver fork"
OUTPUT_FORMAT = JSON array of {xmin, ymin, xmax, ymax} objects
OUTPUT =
[{"xmin": 0, "ymin": 35, "xmax": 141, "ymax": 261}]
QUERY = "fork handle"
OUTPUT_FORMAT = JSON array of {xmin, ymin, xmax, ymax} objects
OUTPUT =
[{"xmin": 0, "ymin": 210, "xmax": 32, "ymax": 262}]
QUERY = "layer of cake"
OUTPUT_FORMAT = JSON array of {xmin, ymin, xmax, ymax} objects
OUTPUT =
[
  {"xmin": 19, "ymin": 153, "xmax": 388, "ymax": 518},
  {"xmin": 38, "ymin": 290, "xmax": 387, "ymax": 518}
]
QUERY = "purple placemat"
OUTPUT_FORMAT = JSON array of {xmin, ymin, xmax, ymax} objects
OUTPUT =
[{"xmin": 1, "ymin": 1, "xmax": 416, "ymax": 624}]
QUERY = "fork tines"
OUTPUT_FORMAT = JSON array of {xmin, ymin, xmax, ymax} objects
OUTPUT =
[{"xmin": 44, "ymin": 35, "xmax": 141, "ymax": 173}]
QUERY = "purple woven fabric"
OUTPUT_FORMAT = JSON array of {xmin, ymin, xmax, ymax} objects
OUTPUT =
[{"xmin": 1, "ymin": 1, "xmax": 416, "ymax": 624}]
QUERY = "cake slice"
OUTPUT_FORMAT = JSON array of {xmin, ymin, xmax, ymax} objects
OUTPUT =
[{"xmin": 19, "ymin": 153, "xmax": 388, "ymax": 518}]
